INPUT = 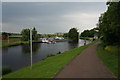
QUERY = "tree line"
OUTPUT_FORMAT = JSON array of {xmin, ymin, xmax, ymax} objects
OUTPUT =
[
  {"xmin": 21, "ymin": 27, "xmax": 79, "ymax": 42},
  {"xmin": 80, "ymin": 28, "xmax": 99, "ymax": 38},
  {"xmin": 98, "ymin": 2, "xmax": 120, "ymax": 45},
  {"xmin": 1, "ymin": 27, "xmax": 79, "ymax": 42}
]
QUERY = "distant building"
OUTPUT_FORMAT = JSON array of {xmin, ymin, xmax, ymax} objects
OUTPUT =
[{"xmin": 54, "ymin": 33, "xmax": 64, "ymax": 36}]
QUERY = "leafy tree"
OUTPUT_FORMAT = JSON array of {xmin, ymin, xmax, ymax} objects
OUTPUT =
[
  {"xmin": 21, "ymin": 28, "xmax": 39, "ymax": 41},
  {"xmin": 63, "ymin": 33, "xmax": 68, "ymax": 38},
  {"xmin": 80, "ymin": 28, "xmax": 98, "ymax": 38},
  {"xmin": 98, "ymin": 2, "xmax": 120, "ymax": 45},
  {"xmin": 68, "ymin": 28, "xmax": 79, "ymax": 42},
  {"xmin": 80, "ymin": 30, "xmax": 90, "ymax": 37},
  {"xmin": 2, "ymin": 32, "xmax": 11, "ymax": 36},
  {"xmin": 21, "ymin": 29, "xmax": 30, "ymax": 41},
  {"xmin": 38, "ymin": 34, "xmax": 42, "ymax": 38},
  {"xmin": 32, "ymin": 27, "xmax": 38, "ymax": 40}
]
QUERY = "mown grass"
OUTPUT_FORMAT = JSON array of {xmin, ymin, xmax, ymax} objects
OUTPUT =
[
  {"xmin": 97, "ymin": 43, "xmax": 118, "ymax": 77},
  {"xmin": 3, "ymin": 41, "xmax": 97, "ymax": 78}
]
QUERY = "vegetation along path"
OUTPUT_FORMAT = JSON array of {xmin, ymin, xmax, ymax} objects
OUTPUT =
[{"xmin": 55, "ymin": 42, "xmax": 115, "ymax": 78}]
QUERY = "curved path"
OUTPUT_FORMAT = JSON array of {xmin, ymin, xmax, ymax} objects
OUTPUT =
[{"xmin": 55, "ymin": 42, "xmax": 115, "ymax": 78}]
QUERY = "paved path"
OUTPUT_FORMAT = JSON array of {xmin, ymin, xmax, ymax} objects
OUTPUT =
[{"xmin": 55, "ymin": 42, "xmax": 115, "ymax": 78}]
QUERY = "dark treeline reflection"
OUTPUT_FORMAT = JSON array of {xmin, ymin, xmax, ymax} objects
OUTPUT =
[
  {"xmin": 22, "ymin": 43, "xmax": 41, "ymax": 54},
  {"xmin": 2, "ymin": 47, "xmax": 9, "ymax": 54},
  {"xmin": 68, "ymin": 41, "xmax": 79, "ymax": 49}
]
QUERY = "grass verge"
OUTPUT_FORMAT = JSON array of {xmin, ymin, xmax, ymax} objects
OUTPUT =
[
  {"xmin": 80, "ymin": 37, "xmax": 93, "ymax": 40},
  {"xmin": 96, "ymin": 43, "xmax": 118, "ymax": 77},
  {"xmin": 3, "ymin": 41, "xmax": 97, "ymax": 78},
  {"xmin": 1, "ymin": 42, "xmax": 29, "ymax": 48}
]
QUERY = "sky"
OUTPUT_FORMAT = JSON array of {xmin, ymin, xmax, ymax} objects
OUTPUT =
[
  {"xmin": 2, "ymin": 2, "xmax": 107, "ymax": 34},
  {"xmin": 2, "ymin": 0, "xmax": 109, "ymax": 2}
]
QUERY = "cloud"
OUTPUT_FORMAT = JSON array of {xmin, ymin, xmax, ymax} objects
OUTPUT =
[
  {"xmin": 2, "ymin": 0, "xmax": 109, "ymax": 2},
  {"xmin": 2, "ymin": 2, "xmax": 107, "ymax": 33},
  {"xmin": 62, "ymin": 12, "xmax": 100, "ymax": 32}
]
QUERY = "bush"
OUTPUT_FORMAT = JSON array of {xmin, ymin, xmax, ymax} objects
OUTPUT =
[
  {"xmin": 47, "ymin": 54, "xmax": 55, "ymax": 57},
  {"xmin": 57, "ymin": 51, "xmax": 61, "ymax": 54},
  {"xmin": 2, "ymin": 67, "xmax": 12, "ymax": 75}
]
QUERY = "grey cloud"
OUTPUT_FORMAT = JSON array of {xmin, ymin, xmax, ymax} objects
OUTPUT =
[{"xmin": 2, "ymin": 2, "xmax": 107, "ymax": 33}]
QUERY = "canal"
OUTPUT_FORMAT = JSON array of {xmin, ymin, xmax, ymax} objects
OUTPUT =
[{"xmin": 2, "ymin": 39, "xmax": 90, "ymax": 71}]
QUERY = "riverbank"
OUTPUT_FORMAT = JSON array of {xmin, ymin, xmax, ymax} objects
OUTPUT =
[
  {"xmin": 1, "ymin": 38, "xmax": 29, "ymax": 48},
  {"xmin": 3, "ymin": 40, "xmax": 97, "ymax": 78},
  {"xmin": 1, "ymin": 41, "xmax": 29, "ymax": 48},
  {"xmin": 97, "ymin": 43, "xmax": 118, "ymax": 77},
  {"xmin": 80, "ymin": 37, "xmax": 93, "ymax": 40}
]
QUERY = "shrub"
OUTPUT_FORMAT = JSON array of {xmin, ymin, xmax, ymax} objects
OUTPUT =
[
  {"xmin": 2, "ymin": 67, "xmax": 12, "ymax": 75},
  {"xmin": 47, "ymin": 54, "xmax": 55, "ymax": 57}
]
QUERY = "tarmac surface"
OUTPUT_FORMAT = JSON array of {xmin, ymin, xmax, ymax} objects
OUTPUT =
[{"xmin": 55, "ymin": 42, "xmax": 115, "ymax": 78}]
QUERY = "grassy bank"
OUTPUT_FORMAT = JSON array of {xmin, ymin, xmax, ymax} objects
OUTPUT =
[
  {"xmin": 3, "ymin": 41, "xmax": 97, "ymax": 78},
  {"xmin": 2, "ymin": 41, "xmax": 29, "ymax": 47},
  {"xmin": 80, "ymin": 37, "xmax": 93, "ymax": 40},
  {"xmin": 1, "ymin": 38, "xmax": 29, "ymax": 47},
  {"xmin": 97, "ymin": 43, "xmax": 118, "ymax": 77}
]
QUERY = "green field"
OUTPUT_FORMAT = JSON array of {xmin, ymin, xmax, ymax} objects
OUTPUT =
[
  {"xmin": 97, "ymin": 43, "xmax": 118, "ymax": 77},
  {"xmin": 3, "ymin": 41, "xmax": 97, "ymax": 78},
  {"xmin": 1, "ymin": 38, "xmax": 29, "ymax": 47}
]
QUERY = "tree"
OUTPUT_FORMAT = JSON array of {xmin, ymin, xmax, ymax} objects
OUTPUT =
[
  {"xmin": 21, "ymin": 29, "xmax": 30, "ymax": 41},
  {"xmin": 80, "ymin": 28, "xmax": 98, "ymax": 38},
  {"xmin": 2, "ymin": 32, "xmax": 11, "ymax": 36},
  {"xmin": 63, "ymin": 33, "xmax": 68, "ymax": 38},
  {"xmin": 32, "ymin": 27, "xmax": 38, "ymax": 41},
  {"xmin": 98, "ymin": 2, "xmax": 120, "ymax": 45},
  {"xmin": 21, "ymin": 28, "xmax": 39, "ymax": 41},
  {"xmin": 68, "ymin": 28, "xmax": 79, "ymax": 42}
]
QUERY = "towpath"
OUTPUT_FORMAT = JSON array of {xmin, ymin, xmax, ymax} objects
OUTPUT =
[{"xmin": 55, "ymin": 42, "xmax": 115, "ymax": 78}]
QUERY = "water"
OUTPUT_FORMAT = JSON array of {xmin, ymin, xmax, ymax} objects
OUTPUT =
[{"xmin": 2, "ymin": 39, "xmax": 90, "ymax": 71}]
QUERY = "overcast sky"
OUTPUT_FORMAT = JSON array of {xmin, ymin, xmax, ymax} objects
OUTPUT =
[{"xmin": 2, "ymin": 2, "xmax": 107, "ymax": 34}]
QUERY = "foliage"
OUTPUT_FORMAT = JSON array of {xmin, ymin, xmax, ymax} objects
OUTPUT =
[
  {"xmin": 38, "ymin": 34, "xmax": 42, "ymax": 38},
  {"xmin": 3, "ymin": 41, "xmax": 97, "ymax": 78},
  {"xmin": 21, "ymin": 27, "xmax": 39, "ymax": 41},
  {"xmin": 68, "ymin": 28, "xmax": 79, "ymax": 42},
  {"xmin": 63, "ymin": 33, "xmax": 68, "ymax": 38},
  {"xmin": 21, "ymin": 29, "xmax": 30, "ymax": 41},
  {"xmin": 32, "ymin": 27, "xmax": 39, "ymax": 41},
  {"xmin": 80, "ymin": 28, "xmax": 98, "ymax": 37},
  {"xmin": 98, "ymin": 2, "xmax": 120, "ymax": 45},
  {"xmin": 40, "ymin": 34, "xmax": 63, "ymax": 38},
  {"xmin": 2, "ymin": 67, "xmax": 12, "ymax": 75},
  {"xmin": 2, "ymin": 32, "xmax": 11, "ymax": 36}
]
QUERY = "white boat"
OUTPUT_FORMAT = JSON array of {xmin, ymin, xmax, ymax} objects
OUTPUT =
[{"xmin": 40, "ymin": 38, "xmax": 49, "ymax": 43}]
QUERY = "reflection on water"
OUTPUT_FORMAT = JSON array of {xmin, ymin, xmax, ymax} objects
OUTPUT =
[
  {"xmin": 68, "ymin": 42, "xmax": 79, "ymax": 49},
  {"xmin": 22, "ymin": 43, "xmax": 41, "ymax": 54},
  {"xmin": 2, "ymin": 39, "xmax": 90, "ymax": 71}
]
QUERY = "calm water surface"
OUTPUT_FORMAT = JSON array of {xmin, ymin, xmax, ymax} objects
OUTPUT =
[{"xmin": 2, "ymin": 39, "xmax": 91, "ymax": 71}]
